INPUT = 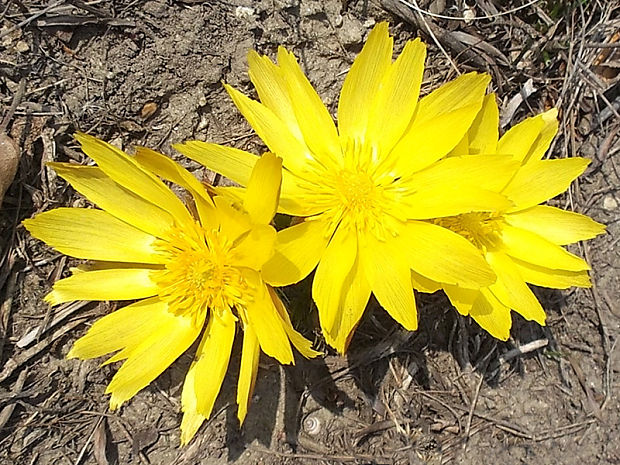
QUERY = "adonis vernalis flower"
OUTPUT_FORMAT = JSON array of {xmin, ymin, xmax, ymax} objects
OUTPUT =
[
  {"xmin": 422, "ymin": 95, "xmax": 606, "ymax": 339},
  {"xmin": 176, "ymin": 23, "xmax": 522, "ymax": 352},
  {"xmin": 23, "ymin": 134, "xmax": 319, "ymax": 444}
]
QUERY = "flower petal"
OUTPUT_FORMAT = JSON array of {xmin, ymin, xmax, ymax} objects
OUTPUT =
[
  {"xmin": 224, "ymin": 84, "xmax": 315, "ymax": 175},
  {"xmin": 231, "ymin": 224, "xmax": 276, "ymax": 270},
  {"xmin": 182, "ymin": 142, "xmax": 326, "ymax": 219},
  {"xmin": 192, "ymin": 313, "xmax": 236, "ymax": 417},
  {"xmin": 411, "ymin": 271, "xmax": 441, "ymax": 294},
  {"xmin": 215, "ymin": 173, "xmax": 324, "ymax": 217},
  {"xmin": 23, "ymin": 208, "xmax": 163, "ymax": 264},
  {"xmin": 248, "ymin": 51, "xmax": 304, "ymax": 141},
  {"xmin": 449, "ymin": 132, "xmax": 470, "ymax": 157},
  {"xmin": 213, "ymin": 186, "xmax": 244, "ymax": 204},
  {"xmin": 524, "ymin": 109, "xmax": 559, "ymax": 163},
  {"xmin": 486, "ymin": 251, "xmax": 546, "ymax": 324},
  {"xmin": 277, "ymin": 47, "xmax": 341, "ymax": 167},
  {"xmin": 101, "ymin": 311, "xmax": 199, "ymax": 375},
  {"xmin": 50, "ymin": 163, "xmax": 175, "ymax": 237},
  {"xmin": 212, "ymin": 196, "xmax": 252, "ymax": 243},
  {"xmin": 498, "ymin": 108, "xmax": 558, "ymax": 163},
  {"xmin": 312, "ymin": 224, "xmax": 359, "ymax": 337},
  {"xmin": 502, "ymin": 158, "xmax": 590, "ymax": 210},
  {"xmin": 133, "ymin": 146, "xmax": 210, "ymax": 201},
  {"xmin": 262, "ymin": 219, "xmax": 331, "ymax": 286},
  {"xmin": 279, "ymin": 169, "xmax": 327, "ymax": 216},
  {"xmin": 237, "ymin": 326, "xmax": 260, "ymax": 424},
  {"xmin": 444, "ymin": 285, "xmax": 478, "ymax": 315},
  {"xmin": 500, "ymin": 223, "xmax": 590, "ymax": 272},
  {"xmin": 465, "ymin": 93, "xmax": 499, "ymax": 156},
  {"xmin": 390, "ymin": 73, "xmax": 490, "ymax": 174},
  {"xmin": 445, "ymin": 91, "xmax": 499, "ymax": 157},
  {"xmin": 180, "ymin": 314, "xmax": 236, "ymax": 444},
  {"xmin": 269, "ymin": 287, "xmax": 322, "ymax": 358},
  {"xmin": 326, "ymin": 252, "xmax": 372, "ymax": 353},
  {"xmin": 244, "ymin": 152, "xmax": 282, "ymax": 225},
  {"xmin": 361, "ymin": 233, "xmax": 417, "ymax": 331},
  {"xmin": 338, "ymin": 22, "xmax": 392, "ymax": 143},
  {"xmin": 175, "ymin": 141, "xmax": 258, "ymax": 187},
  {"xmin": 180, "ymin": 362, "xmax": 204, "ymax": 445},
  {"xmin": 406, "ymin": 154, "xmax": 519, "ymax": 196},
  {"xmin": 401, "ymin": 185, "xmax": 512, "ymax": 219},
  {"xmin": 510, "ymin": 257, "xmax": 591, "ymax": 289},
  {"xmin": 75, "ymin": 133, "xmax": 193, "ymax": 227},
  {"xmin": 469, "ymin": 288, "xmax": 512, "ymax": 340},
  {"xmin": 366, "ymin": 38, "xmax": 426, "ymax": 154},
  {"xmin": 497, "ymin": 113, "xmax": 545, "ymax": 161},
  {"xmin": 505, "ymin": 205, "xmax": 605, "ymax": 245},
  {"xmin": 411, "ymin": 73, "xmax": 490, "ymax": 127},
  {"xmin": 244, "ymin": 275, "xmax": 294, "ymax": 365},
  {"xmin": 99, "ymin": 301, "xmax": 201, "ymax": 410},
  {"xmin": 400, "ymin": 221, "xmax": 495, "ymax": 288},
  {"xmin": 46, "ymin": 268, "xmax": 159, "ymax": 306},
  {"xmin": 68, "ymin": 297, "xmax": 166, "ymax": 360},
  {"xmin": 133, "ymin": 146, "xmax": 214, "ymax": 222}
]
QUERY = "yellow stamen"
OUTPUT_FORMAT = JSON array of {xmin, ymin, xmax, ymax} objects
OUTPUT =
[
  {"xmin": 436, "ymin": 212, "xmax": 504, "ymax": 251},
  {"xmin": 302, "ymin": 138, "xmax": 404, "ymax": 239},
  {"xmin": 152, "ymin": 222, "xmax": 251, "ymax": 325}
]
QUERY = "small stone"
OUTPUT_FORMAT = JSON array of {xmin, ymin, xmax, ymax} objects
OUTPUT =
[
  {"xmin": 463, "ymin": 7, "xmax": 475, "ymax": 24},
  {"xmin": 196, "ymin": 114, "xmax": 209, "ymax": 132},
  {"xmin": 15, "ymin": 40, "xmax": 29, "ymax": 53},
  {"xmin": 140, "ymin": 102, "xmax": 158, "ymax": 119},
  {"xmin": 108, "ymin": 137, "xmax": 123, "ymax": 150},
  {"xmin": 363, "ymin": 18, "xmax": 376, "ymax": 28},
  {"xmin": 339, "ymin": 16, "xmax": 363, "ymax": 47},
  {"xmin": 603, "ymin": 195, "xmax": 618, "ymax": 211},
  {"xmin": 0, "ymin": 132, "xmax": 20, "ymax": 206},
  {"xmin": 235, "ymin": 6, "xmax": 255, "ymax": 19}
]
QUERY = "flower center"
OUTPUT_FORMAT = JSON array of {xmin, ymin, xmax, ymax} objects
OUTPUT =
[
  {"xmin": 435, "ymin": 212, "xmax": 504, "ymax": 250},
  {"xmin": 335, "ymin": 169, "xmax": 377, "ymax": 215},
  {"xmin": 330, "ymin": 167, "xmax": 399, "ymax": 237},
  {"xmin": 152, "ymin": 223, "xmax": 251, "ymax": 325},
  {"xmin": 301, "ymin": 138, "xmax": 405, "ymax": 239}
]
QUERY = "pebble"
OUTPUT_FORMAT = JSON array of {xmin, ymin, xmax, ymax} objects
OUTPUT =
[
  {"xmin": 235, "ymin": 6, "xmax": 255, "ymax": 20},
  {"xmin": 339, "ymin": 16, "xmax": 363, "ymax": 47},
  {"xmin": 603, "ymin": 195, "xmax": 618, "ymax": 211},
  {"xmin": 15, "ymin": 40, "xmax": 29, "ymax": 53}
]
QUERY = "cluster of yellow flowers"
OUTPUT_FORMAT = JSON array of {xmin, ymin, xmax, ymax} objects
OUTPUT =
[{"xmin": 23, "ymin": 23, "xmax": 604, "ymax": 444}]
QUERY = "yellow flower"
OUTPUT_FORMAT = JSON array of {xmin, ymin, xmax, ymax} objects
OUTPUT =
[
  {"xmin": 176, "ymin": 23, "xmax": 519, "ymax": 352},
  {"xmin": 423, "ymin": 95, "xmax": 606, "ymax": 339},
  {"xmin": 23, "ymin": 134, "xmax": 319, "ymax": 445}
]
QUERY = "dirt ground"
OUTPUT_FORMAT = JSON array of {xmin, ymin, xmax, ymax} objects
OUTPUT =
[{"xmin": 0, "ymin": 0, "xmax": 619, "ymax": 464}]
